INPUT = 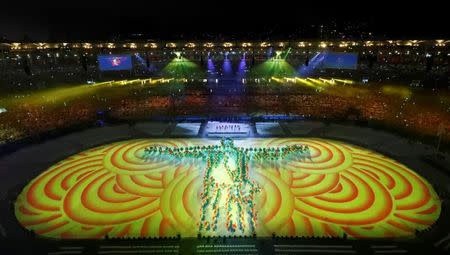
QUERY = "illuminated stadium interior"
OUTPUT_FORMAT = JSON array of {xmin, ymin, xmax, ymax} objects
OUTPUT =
[
  {"xmin": 1, "ymin": 4, "xmax": 450, "ymax": 255},
  {"xmin": 1, "ymin": 45, "xmax": 450, "ymax": 255}
]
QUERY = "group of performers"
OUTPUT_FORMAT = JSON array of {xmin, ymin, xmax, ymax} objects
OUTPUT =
[
  {"xmin": 142, "ymin": 138, "xmax": 311, "ymax": 235},
  {"xmin": 143, "ymin": 139, "xmax": 311, "ymax": 162}
]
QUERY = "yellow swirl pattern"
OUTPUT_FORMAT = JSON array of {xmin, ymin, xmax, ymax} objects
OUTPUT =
[{"xmin": 15, "ymin": 138, "xmax": 441, "ymax": 239}]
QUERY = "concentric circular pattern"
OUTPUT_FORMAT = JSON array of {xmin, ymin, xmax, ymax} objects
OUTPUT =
[{"xmin": 15, "ymin": 138, "xmax": 441, "ymax": 239}]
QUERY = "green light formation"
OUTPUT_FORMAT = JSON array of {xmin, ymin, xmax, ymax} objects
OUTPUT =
[
  {"xmin": 162, "ymin": 57, "xmax": 203, "ymax": 79},
  {"xmin": 249, "ymin": 58, "xmax": 297, "ymax": 78},
  {"xmin": 275, "ymin": 51, "xmax": 283, "ymax": 59},
  {"xmin": 283, "ymin": 48, "xmax": 292, "ymax": 59},
  {"xmin": 143, "ymin": 138, "xmax": 310, "ymax": 236}
]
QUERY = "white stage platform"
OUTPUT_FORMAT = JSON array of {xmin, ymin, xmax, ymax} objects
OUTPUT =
[{"xmin": 206, "ymin": 121, "xmax": 250, "ymax": 137}]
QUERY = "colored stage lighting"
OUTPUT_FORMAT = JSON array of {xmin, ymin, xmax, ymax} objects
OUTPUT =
[
  {"xmin": 275, "ymin": 51, "xmax": 283, "ymax": 59},
  {"xmin": 162, "ymin": 56, "xmax": 202, "ymax": 78},
  {"xmin": 250, "ymin": 59, "xmax": 296, "ymax": 78}
]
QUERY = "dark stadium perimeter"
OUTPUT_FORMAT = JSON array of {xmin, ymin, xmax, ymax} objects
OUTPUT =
[{"xmin": 1, "ymin": 119, "xmax": 450, "ymax": 255}]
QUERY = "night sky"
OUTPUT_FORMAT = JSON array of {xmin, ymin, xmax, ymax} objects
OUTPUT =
[{"xmin": 1, "ymin": 1, "xmax": 449, "ymax": 41}]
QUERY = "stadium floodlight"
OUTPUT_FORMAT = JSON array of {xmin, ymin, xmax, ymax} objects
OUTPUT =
[
  {"xmin": 251, "ymin": 56, "xmax": 296, "ymax": 78},
  {"xmin": 275, "ymin": 50, "xmax": 282, "ymax": 59},
  {"xmin": 174, "ymin": 51, "xmax": 182, "ymax": 59}
]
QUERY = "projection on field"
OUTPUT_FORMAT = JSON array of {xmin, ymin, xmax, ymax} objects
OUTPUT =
[{"xmin": 15, "ymin": 138, "xmax": 441, "ymax": 239}]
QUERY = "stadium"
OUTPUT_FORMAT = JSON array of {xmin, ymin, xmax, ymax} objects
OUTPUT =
[{"xmin": 1, "ymin": 5, "xmax": 450, "ymax": 255}]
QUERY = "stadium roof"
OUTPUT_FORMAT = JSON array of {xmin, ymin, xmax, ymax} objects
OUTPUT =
[{"xmin": 4, "ymin": 40, "xmax": 449, "ymax": 51}]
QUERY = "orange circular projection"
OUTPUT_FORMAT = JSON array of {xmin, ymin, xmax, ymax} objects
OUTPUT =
[{"xmin": 15, "ymin": 138, "xmax": 441, "ymax": 239}]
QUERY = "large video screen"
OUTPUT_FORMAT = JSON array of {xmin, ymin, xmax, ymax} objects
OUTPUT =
[
  {"xmin": 323, "ymin": 52, "xmax": 358, "ymax": 70},
  {"xmin": 97, "ymin": 54, "xmax": 132, "ymax": 71}
]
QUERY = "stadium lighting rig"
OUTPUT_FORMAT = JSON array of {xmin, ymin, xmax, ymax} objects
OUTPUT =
[
  {"xmin": 275, "ymin": 51, "xmax": 283, "ymax": 59},
  {"xmin": 174, "ymin": 51, "xmax": 182, "ymax": 60}
]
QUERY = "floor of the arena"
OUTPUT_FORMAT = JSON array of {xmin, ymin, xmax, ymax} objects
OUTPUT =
[{"xmin": 1, "ymin": 120, "xmax": 450, "ymax": 255}]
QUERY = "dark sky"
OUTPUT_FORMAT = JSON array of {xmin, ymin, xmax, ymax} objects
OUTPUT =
[{"xmin": 1, "ymin": 1, "xmax": 449, "ymax": 41}]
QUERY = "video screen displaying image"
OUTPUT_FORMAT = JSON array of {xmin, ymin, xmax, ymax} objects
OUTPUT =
[{"xmin": 98, "ymin": 54, "xmax": 132, "ymax": 71}]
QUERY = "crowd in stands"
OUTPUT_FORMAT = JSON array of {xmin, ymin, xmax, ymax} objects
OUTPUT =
[
  {"xmin": 0, "ymin": 51, "xmax": 449, "ymax": 147},
  {"xmin": 1, "ymin": 81, "xmax": 449, "ymax": 147}
]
